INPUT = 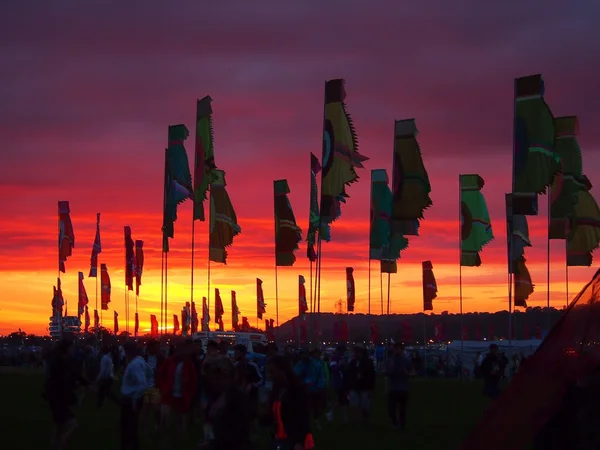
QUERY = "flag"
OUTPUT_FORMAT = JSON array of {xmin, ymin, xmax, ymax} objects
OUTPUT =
[
  {"xmin": 124, "ymin": 226, "xmax": 135, "ymax": 291},
  {"xmin": 214, "ymin": 288, "xmax": 224, "ymax": 331},
  {"xmin": 193, "ymin": 96, "xmax": 217, "ymax": 221},
  {"xmin": 58, "ymin": 201, "xmax": 75, "ymax": 273},
  {"xmin": 566, "ymin": 176, "xmax": 600, "ymax": 267},
  {"xmin": 512, "ymin": 74, "xmax": 560, "ymax": 216},
  {"xmin": 135, "ymin": 240, "xmax": 144, "ymax": 296},
  {"xmin": 422, "ymin": 261, "xmax": 437, "ymax": 311},
  {"xmin": 514, "ymin": 257, "xmax": 534, "ymax": 308},
  {"xmin": 101, "ymin": 264, "xmax": 111, "ymax": 310},
  {"xmin": 232, "ymin": 291, "xmax": 240, "ymax": 330},
  {"xmin": 51, "ymin": 278, "xmax": 64, "ymax": 319},
  {"xmin": 191, "ymin": 301, "xmax": 199, "ymax": 334},
  {"xmin": 209, "ymin": 170, "xmax": 241, "ymax": 263},
  {"xmin": 370, "ymin": 322, "xmax": 379, "ymax": 344},
  {"xmin": 346, "ymin": 267, "xmax": 355, "ymax": 312},
  {"xmin": 506, "ymin": 193, "xmax": 532, "ymax": 274},
  {"xmin": 274, "ymin": 179, "xmax": 302, "ymax": 266},
  {"xmin": 460, "ymin": 174, "xmax": 494, "ymax": 266},
  {"xmin": 182, "ymin": 304, "xmax": 189, "ymax": 336},
  {"xmin": 306, "ymin": 153, "xmax": 321, "ymax": 262},
  {"xmin": 113, "ymin": 311, "xmax": 119, "ymax": 335},
  {"xmin": 320, "ymin": 79, "xmax": 368, "ymax": 241},
  {"xmin": 94, "ymin": 309, "xmax": 99, "ymax": 330},
  {"xmin": 89, "ymin": 213, "xmax": 101, "ymax": 277},
  {"xmin": 150, "ymin": 315, "xmax": 159, "ymax": 338},
  {"xmin": 549, "ymin": 116, "xmax": 581, "ymax": 239},
  {"xmin": 173, "ymin": 314, "xmax": 180, "ymax": 334},
  {"xmin": 257, "ymin": 278, "xmax": 266, "ymax": 320},
  {"xmin": 298, "ymin": 275, "xmax": 308, "ymax": 315},
  {"xmin": 77, "ymin": 272, "xmax": 88, "ymax": 318},
  {"xmin": 241, "ymin": 317, "xmax": 250, "ymax": 332},
  {"xmin": 84, "ymin": 306, "xmax": 90, "ymax": 333},
  {"xmin": 201, "ymin": 297, "xmax": 210, "ymax": 332},
  {"xmin": 370, "ymin": 169, "xmax": 407, "ymax": 264},
  {"xmin": 134, "ymin": 313, "xmax": 139, "ymax": 337},
  {"xmin": 162, "ymin": 124, "xmax": 194, "ymax": 252},
  {"xmin": 391, "ymin": 119, "xmax": 432, "ymax": 236}
]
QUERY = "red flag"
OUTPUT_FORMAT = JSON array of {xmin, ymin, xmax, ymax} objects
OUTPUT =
[
  {"xmin": 101, "ymin": 264, "xmax": 111, "ymax": 310},
  {"xmin": 402, "ymin": 320, "xmax": 413, "ymax": 343},
  {"xmin": 84, "ymin": 306, "xmax": 90, "ymax": 333},
  {"xmin": 58, "ymin": 201, "xmax": 75, "ymax": 273},
  {"xmin": 300, "ymin": 320, "xmax": 307, "ymax": 344},
  {"xmin": 135, "ymin": 240, "xmax": 144, "ymax": 296},
  {"xmin": 434, "ymin": 322, "xmax": 444, "ymax": 342},
  {"xmin": 422, "ymin": 261, "xmax": 437, "ymax": 311},
  {"xmin": 370, "ymin": 321, "xmax": 379, "ymax": 344},
  {"xmin": 89, "ymin": 213, "xmax": 101, "ymax": 277},
  {"xmin": 346, "ymin": 267, "xmax": 355, "ymax": 312},
  {"xmin": 298, "ymin": 275, "xmax": 308, "ymax": 315},
  {"xmin": 150, "ymin": 315, "xmax": 159, "ymax": 338},
  {"xmin": 341, "ymin": 320, "xmax": 349, "ymax": 342},
  {"xmin": 77, "ymin": 272, "xmax": 88, "ymax": 318},
  {"xmin": 462, "ymin": 325, "xmax": 469, "ymax": 340},
  {"xmin": 113, "ymin": 311, "xmax": 119, "ymax": 335},
  {"xmin": 134, "ymin": 313, "xmax": 139, "ymax": 337},
  {"xmin": 124, "ymin": 226, "xmax": 135, "ymax": 291},
  {"xmin": 215, "ymin": 288, "xmax": 224, "ymax": 331},
  {"xmin": 256, "ymin": 278, "xmax": 266, "ymax": 320},
  {"xmin": 173, "ymin": 314, "xmax": 180, "ymax": 334},
  {"xmin": 94, "ymin": 309, "xmax": 99, "ymax": 330}
]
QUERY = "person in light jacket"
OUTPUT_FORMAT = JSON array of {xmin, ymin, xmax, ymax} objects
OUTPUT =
[{"xmin": 120, "ymin": 342, "xmax": 149, "ymax": 450}]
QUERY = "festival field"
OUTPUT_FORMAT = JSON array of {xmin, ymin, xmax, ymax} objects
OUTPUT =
[{"xmin": 1, "ymin": 370, "xmax": 486, "ymax": 450}]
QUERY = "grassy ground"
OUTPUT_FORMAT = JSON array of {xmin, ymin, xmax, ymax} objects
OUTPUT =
[{"xmin": 0, "ymin": 370, "xmax": 487, "ymax": 450}]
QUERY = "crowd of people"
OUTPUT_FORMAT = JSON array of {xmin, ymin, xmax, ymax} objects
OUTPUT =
[{"xmin": 41, "ymin": 338, "xmax": 418, "ymax": 450}]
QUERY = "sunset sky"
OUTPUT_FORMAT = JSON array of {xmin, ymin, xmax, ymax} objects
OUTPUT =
[{"xmin": 1, "ymin": 1, "xmax": 600, "ymax": 335}]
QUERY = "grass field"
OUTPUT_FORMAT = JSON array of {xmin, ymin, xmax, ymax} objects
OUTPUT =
[{"xmin": 0, "ymin": 370, "xmax": 488, "ymax": 450}]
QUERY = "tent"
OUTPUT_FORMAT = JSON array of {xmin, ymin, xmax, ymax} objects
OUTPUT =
[{"xmin": 462, "ymin": 268, "xmax": 600, "ymax": 450}]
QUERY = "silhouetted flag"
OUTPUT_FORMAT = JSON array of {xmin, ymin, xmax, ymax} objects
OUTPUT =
[
  {"xmin": 208, "ymin": 170, "xmax": 241, "ymax": 263},
  {"xmin": 460, "ymin": 175, "xmax": 494, "ymax": 266},
  {"xmin": 101, "ymin": 264, "xmax": 111, "ymax": 310},
  {"xmin": 173, "ymin": 314, "xmax": 180, "ymax": 335},
  {"xmin": 422, "ymin": 261, "xmax": 437, "ymax": 311},
  {"xmin": 274, "ymin": 179, "xmax": 302, "ymax": 266},
  {"xmin": 135, "ymin": 240, "xmax": 144, "ymax": 296},
  {"xmin": 257, "ymin": 278, "xmax": 266, "ymax": 320},
  {"xmin": 231, "ymin": 291, "xmax": 240, "ymax": 330},
  {"xmin": 89, "ymin": 213, "xmax": 101, "ymax": 277},
  {"xmin": 124, "ymin": 226, "xmax": 135, "ymax": 291},
  {"xmin": 113, "ymin": 311, "xmax": 119, "ymax": 335},
  {"xmin": 298, "ymin": 276, "xmax": 308, "ymax": 316},
  {"xmin": 214, "ymin": 289, "xmax": 224, "ymax": 331},
  {"xmin": 346, "ymin": 268, "xmax": 355, "ymax": 312},
  {"xmin": 306, "ymin": 153, "xmax": 321, "ymax": 262},
  {"xmin": 77, "ymin": 272, "xmax": 88, "ymax": 318},
  {"xmin": 58, "ymin": 201, "xmax": 75, "ymax": 273},
  {"xmin": 193, "ymin": 96, "xmax": 217, "ymax": 221}
]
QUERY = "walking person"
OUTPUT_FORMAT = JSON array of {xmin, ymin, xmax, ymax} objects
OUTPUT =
[
  {"xmin": 96, "ymin": 345, "xmax": 118, "ymax": 408},
  {"xmin": 120, "ymin": 342, "xmax": 149, "ymax": 450},
  {"xmin": 326, "ymin": 345, "xmax": 349, "ymax": 423},
  {"xmin": 346, "ymin": 344, "xmax": 376, "ymax": 423},
  {"xmin": 142, "ymin": 339, "xmax": 164, "ymax": 430},
  {"xmin": 386, "ymin": 343, "xmax": 413, "ymax": 430}
]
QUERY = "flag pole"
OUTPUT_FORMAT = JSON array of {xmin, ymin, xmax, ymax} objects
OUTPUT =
[
  {"xmin": 161, "ymin": 147, "xmax": 168, "ymax": 336},
  {"xmin": 546, "ymin": 190, "xmax": 551, "ymax": 331},
  {"xmin": 207, "ymin": 185, "xmax": 212, "ymax": 320},
  {"xmin": 191, "ymin": 217, "xmax": 196, "ymax": 328},
  {"xmin": 368, "ymin": 171, "xmax": 373, "ymax": 316},
  {"xmin": 459, "ymin": 175, "xmax": 464, "ymax": 357},
  {"xmin": 380, "ymin": 270, "xmax": 383, "ymax": 315},
  {"xmin": 565, "ymin": 240, "xmax": 569, "ymax": 308},
  {"xmin": 165, "ymin": 252, "xmax": 168, "ymax": 336},
  {"xmin": 386, "ymin": 271, "xmax": 391, "ymax": 340},
  {"xmin": 315, "ymin": 80, "xmax": 327, "ymax": 345},
  {"xmin": 160, "ymin": 248, "xmax": 164, "ymax": 336},
  {"xmin": 273, "ymin": 180, "xmax": 279, "ymax": 329}
]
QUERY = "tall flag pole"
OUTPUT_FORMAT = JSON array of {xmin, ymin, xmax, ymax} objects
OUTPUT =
[
  {"xmin": 162, "ymin": 124, "xmax": 193, "ymax": 334},
  {"xmin": 273, "ymin": 179, "xmax": 302, "ymax": 328},
  {"xmin": 512, "ymin": 74, "xmax": 559, "ymax": 337},
  {"xmin": 390, "ymin": 119, "xmax": 432, "ymax": 332},
  {"xmin": 89, "ymin": 213, "xmax": 101, "ymax": 333},
  {"xmin": 192, "ymin": 96, "xmax": 216, "ymax": 331},
  {"xmin": 134, "ymin": 240, "xmax": 144, "ymax": 337},
  {"xmin": 306, "ymin": 153, "xmax": 321, "ymax": 340},
  {"xmin": 459, "ymin": 174, "xmax": 494, "ymax": 349},
  {"xmin": 318, "ymin": 79, "xmax": 367, "ymax": 340}
]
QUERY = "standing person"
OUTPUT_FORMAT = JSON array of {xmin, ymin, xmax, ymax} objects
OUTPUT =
[
  {"xmin": 293, "ymin": 349, "xmax": 325, "ymax": 429},
  {"xmin": 261, "ymin": 343, "xmax": 279, "ymax": 405},
  {"xmin": 142, "ymin": 339, "xmax": 164, "ymax": 430},
  {"xmin": 199, "ymin": 356, "xmax": 254, "ymax": 450},
  {"xmin": 386, "ymin": 343, "xmax": 412, "ymax": 430},
  {"xmin": 233, "ymin": 344, "xmax": 263, "ymax": 424},
  {"xmin": 156, "ymin": 344, "xmax": 197, "ymax": 438},
  {"xmin": 267, "ymin": 355, "xmax": 313, "ymax": 450},
  {"xmin": 346, "ymin": 344, "xmax": 376, "ymax": 423},
  {"xmin": 96, "ymin": 345, "xmax": 118, "ymax": 408},
  {"xmin": 44, "ymin": 340, "xmax": 90, "ymax": 450},
  {"xmin": 120, "ymin": 342, "xmax": 149, "ymax": 450},
  {"xmin": 480, "ymin": 344, "xmax": 502, "ymax": 399},
  {"xmin": 326, "ymin": 345, "xmax": 349, "ymax": 422}
]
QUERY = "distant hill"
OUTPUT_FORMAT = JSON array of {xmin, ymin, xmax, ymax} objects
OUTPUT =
[{"xmin": 276, "ymin": 307, "xmax": 563, "ymax": 344}]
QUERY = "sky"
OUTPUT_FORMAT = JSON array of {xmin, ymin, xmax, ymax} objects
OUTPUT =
[{"xmin": 1, "ymin": 0, "xmax": 600, "ymax": 335}]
